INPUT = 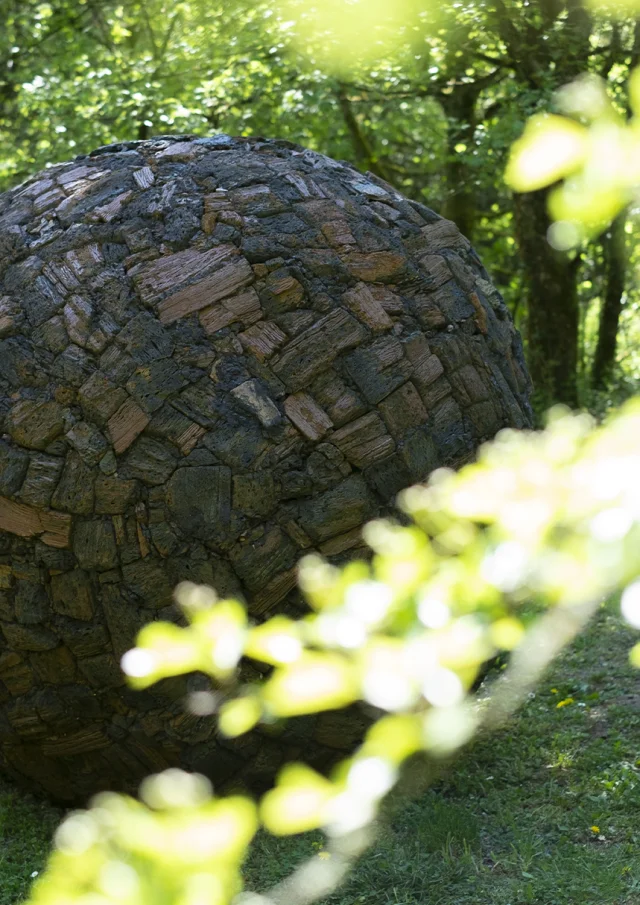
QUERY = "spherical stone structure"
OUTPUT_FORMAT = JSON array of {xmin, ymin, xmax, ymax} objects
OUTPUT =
[{"xmin": 0, "ymin": 134, "xmax": 532, "ymax": 803}]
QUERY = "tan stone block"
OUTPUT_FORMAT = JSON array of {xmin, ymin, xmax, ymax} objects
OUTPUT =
[
  {"xmin": 343, "ymin": 251, "xmax": 406, "ymax": 282},
  {"xmin": 0, "ymin": 496, "xmax": 72, "ymax": 548},
  {"xmin": 322, "ymin": 220, "xmax": 356, "ymax": 246},
  {"xmin": 135, "ymin": 244, "xmax": 235, "ymax": 305},
  {"xmin": 42, "ymin": 727, "xmax": 110, "ymax": 757},
  {"xmin": 284, "ymin": 392, "xmax": 333, "ymax": 441},
  {"xmin": 249, "ymin": 567, "xmax": 297, "ymax": 616},
  {"xmin": 89, "ymin": 190, "xmax": 132, "ymax": 223},
  {"xmin": 319, "ymin": 527, "xmax": 363, "ymax": 556},
  {"xmin": 159, "ymin": 256, "xmax": 254, "ymax": 324},
  {"xmin": 199, "ymin": 286, "xmax": 262, "ymax": 335},
  {"xmin": 368, "ymin": 285, "xmax": 404, "ymax": 314},
  {"xmin": 239, "ymin": 321, "xmax": 287, "ymax": 361},
  {"xmin": 420, "ymin": 218, "xmax": 471, "ymax": 252},
  {"xmin": 342, "ymin": 282, "xmax": 393, "ymax": 332},
  {"xmin": 107, "ymin": 397, "xmax": 150, "ymax": 455},
  {"xmin": 331, "ymin": 412, "xmax": 395, "ymax": 468},
  {"xmin": 176, "ymin": 422, "xmax": 206, "ymax": 455},
  {"xmin": 418, "ymin": 254, "xmax": 451, "ymax": 289}
]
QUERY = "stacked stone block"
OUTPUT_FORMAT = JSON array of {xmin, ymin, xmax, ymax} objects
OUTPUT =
[{"xmin": 0, "ymin": 135, "xmax": 531, "ymax": 802}]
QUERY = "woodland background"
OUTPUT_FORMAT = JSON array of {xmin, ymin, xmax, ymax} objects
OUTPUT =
[
  {"xmin": 2, "ymin": 0, "xmax": 640, "ymax": 415},
  {"xmin": 3, "ymin": 4, "xmax": 640, "ymax": 905}
]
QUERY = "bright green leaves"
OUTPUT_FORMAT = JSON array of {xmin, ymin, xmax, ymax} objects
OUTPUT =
[
  {"xmin": 277, "ymin": 0, "xmax": 429, "ymax": 75},
  {"xmin": 261, "ymin": 653, "xmax": 359, "ymax": 717},
  {"xmin": 244, "ymin": 615, "xmax": 303, "ymax": 665},
  {"xmin": 506, "ymin": 74, "xmax": 640, "ymax": 244},
  {"xmin": 360, "ymin": 714, "xmax": 424, "ymax": 764},
  {"xmin": 261, "ymin": 764, "xmax": 336, "ymax": 835},
  {"xmin": 218, "ymin": 697, "xmax": 262, "ymax": 738},
  {"xmin": 28, "ymin": 772, "xmax": 258, "ymax": 905},
  {"xmin": 505, "ymin": 113, "xmax": 588, "ymax": 193},
  {"xmin": 122, "ymin": 591, "xmax": 247, "ymax": 687}
]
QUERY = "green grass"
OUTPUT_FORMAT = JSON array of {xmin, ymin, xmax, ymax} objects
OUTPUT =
[
  {"xmin": 245, "ymin": 604, "xmax": 640, "ymax": 905},
  {"xmin": 2, "ymin": 601, "xmax": 640, "ymax": 904},
  {"xmin": 0, "ymin": 783, "xmax": 62, "ymax": 905}
]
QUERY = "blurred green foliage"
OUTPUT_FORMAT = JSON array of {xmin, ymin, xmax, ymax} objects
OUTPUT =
[
  {"xmin": 25, "ymin": 401, "xmax": 640, "ymax": 905},
  {"xmin": 506, "ymin": 72, "xmax": 640, "ymax": 243}
]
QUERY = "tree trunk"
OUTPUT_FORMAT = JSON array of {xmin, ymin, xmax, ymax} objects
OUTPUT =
[
  {"xmin": 440, "ymin": 86, "xmax": 478, "ymax": 241},
  {"xmin": 513, "ymin": 189, "xmax": 579, "ymax": 412},
  {"xmin": 591, "ymin": 212, "xmax": 626, "ymax": 390}
]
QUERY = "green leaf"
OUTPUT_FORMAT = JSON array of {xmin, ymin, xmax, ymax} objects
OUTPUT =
[
  {"xmin": 260, "ymin": 764, "xmax": 336, "ymax": 835},
  {"xmin": 505, "ymin": 114, "xmax": 588, "ymax": 192},
  {"xmin": 245, "ymin": 616, "xmax": 303, "ymax": 665},
  {"xmin": 191, "ymin": 599, "xmax": 248, "ymax": 678},
  {"xmin": 121, "ymin": 623, "xmax": 200, "ymax": 689},
  {"xmin": 218, "ymin": 697, "xmax": 262, "ymax": 737},
  {"xmin": 261, "ymin": 653, "xmax": 359, "ymax": 717}
]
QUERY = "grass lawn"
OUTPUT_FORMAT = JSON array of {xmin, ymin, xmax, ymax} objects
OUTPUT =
[
  {"xmin": 245, "ymin": 602, "xmax": 640, "ymax": 905},
  {"xmin": 0, "ymin": 783, "xmax": 61, "ymax": 905},
  {"xmin": 2, "ymin": 600, "xmax": 639, "ymax": 904}
]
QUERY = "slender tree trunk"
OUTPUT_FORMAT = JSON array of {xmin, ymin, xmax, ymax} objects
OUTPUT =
[
  {"xmin": 513, "ymin": 189, "xmax": 579, "ymax": 412},
  {"xmin": 591, "ymin": 212, "xmax": 626, "ymax": 390},
  {"xmin": 440, "ymin": 86, "xmax": 478, "ymax": 241}
]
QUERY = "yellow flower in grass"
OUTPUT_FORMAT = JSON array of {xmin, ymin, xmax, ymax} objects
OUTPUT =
[
  {"xmin": 591, "ymin": 825, "xmax": 600, "ymax": 833},
  {"xmin": 556, "ymin": 697, "xmax": 574, "ymax": 708}
]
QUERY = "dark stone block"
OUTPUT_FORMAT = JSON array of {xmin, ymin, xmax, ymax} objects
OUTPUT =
[
  {"xmin": 126, "ymin": 359, "xmax": 188, "ymax": 414},
  {"xmin": 19, "ymin": 454, "xmax": 65, "ymax": 508},
  {"xmin": 343, "ymin": 337, "xmax": 413, "ymax": 405},
  {"xmin": 14, "ymin": 581, "xmax": 48, "ymax": 625},
  {"xmin": 297, "ymin": 475, "xmax": 377, "ymax": 543},
  {"xmin": 94, "ymin": 474, "xmax": 138, "ymax": 514},
  {"xmin": 1, "ymin": 622, "xmax": 58, "ymax": 651},
  {"xmin": 0, "ymin": 441, "xmax": 29, "ymax": 496},
  {"xmin": 230, "ymin": 526, "xmax": 298, "ymax": 593},
  {"xmin": 60, "ymin": 620, "xmax": 109, "ymax": 658},
  {"xmin": 51, "ymin": 451, "xmax": 95, "ymax": 514},
  {"xmin": 166, "ymin": 466, "xmax": 232, "ymax": 542},
  {"xmin": 50, "ymin": 570, "xmax": 95, "ymax": 620},
  {"xmin": 400, "ymin": 426, "xmax": 440, "ymax": 483},
  {"xmin": 73, "ymin": 520, "xmax": 119, "ymax": 571},
  {"xmin": 29, "ymin": 647, "xmax": 76, "ymax": 684},
  {"xmin": 122, "ymin": 437, "xmax": 178, "ymax": 485},
  {"xmin": 364, "ymin": 453, "xmax": 412, "ymax": 503},
  {"xmin": 0, "ymin": 136, "xmax": 531, "ymax": 804}
]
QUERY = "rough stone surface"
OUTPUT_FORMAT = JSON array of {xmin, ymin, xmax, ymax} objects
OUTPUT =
[{"xmin": 0, "ymin": 134, "xmax": 532, "ymax": 803}]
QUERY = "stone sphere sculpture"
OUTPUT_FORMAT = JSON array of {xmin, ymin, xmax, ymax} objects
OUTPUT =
[{"xmin": 0, "ymin": 134, "xmax": 532, "ymax": 803}]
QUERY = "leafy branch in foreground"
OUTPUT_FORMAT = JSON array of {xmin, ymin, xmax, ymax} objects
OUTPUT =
[
  {"xmin": 26, "ymin": 401, "xmax": 640, "ymax": 905},
  {"xmin": 506, "ymin": 65, "xmax": 640, "ymax": 247}
]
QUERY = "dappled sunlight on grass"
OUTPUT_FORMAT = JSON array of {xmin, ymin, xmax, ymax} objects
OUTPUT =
[{"xmin": 243, "ymin": 601, "xmax": 640, "ymax": 905}]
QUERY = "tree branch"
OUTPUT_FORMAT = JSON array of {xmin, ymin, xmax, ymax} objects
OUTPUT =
[{"xmin": 335, "ymin": 82, "xmax": 394, "ymax": 183}]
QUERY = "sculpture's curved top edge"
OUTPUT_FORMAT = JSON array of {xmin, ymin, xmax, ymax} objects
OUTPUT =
[{"xmin": 1, "ymin": 132, "xmax": 414, "ymax": 215}]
